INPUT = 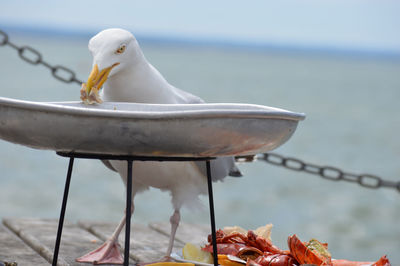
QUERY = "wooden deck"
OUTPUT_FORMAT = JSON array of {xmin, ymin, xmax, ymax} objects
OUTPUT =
[{"xmin": 0, "ymin": 218, "xmax": 210, "ymax": 266}]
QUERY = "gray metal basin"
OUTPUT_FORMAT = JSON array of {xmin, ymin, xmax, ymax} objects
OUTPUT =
[{"xmin": 0, "ymin": 97, "xmax": 305, "ymax": 157}]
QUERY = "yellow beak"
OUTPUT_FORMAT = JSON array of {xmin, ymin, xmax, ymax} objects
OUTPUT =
[{"xmin": 85, "ymin": 63, "xmax": 120, "ymax": 95}]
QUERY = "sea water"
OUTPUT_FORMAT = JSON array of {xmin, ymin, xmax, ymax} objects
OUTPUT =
[{"xmin": 1, "ymin": 32, "xmax": 400, "ymax": 263}]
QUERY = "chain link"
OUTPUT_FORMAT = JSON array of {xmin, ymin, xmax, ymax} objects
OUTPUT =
[
  {"xmin": 236, "ymin": 153, "xmax": 400, "ymax": 193},
  {"xmin": 2, "ymin": 29, "xmax": 400, "ymax": 194},
  {"xmin": 0, "ymin": 29, "xmax": 83, "ymax": 85},
  {"xmin": 0, "ymin": 30, "xmax": 8, "ymax": 45}
]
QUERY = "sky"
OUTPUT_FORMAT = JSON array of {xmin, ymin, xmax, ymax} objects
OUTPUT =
[{"xmin": 1, "ymin": 0, "xmax": 400, "ymax": 53}]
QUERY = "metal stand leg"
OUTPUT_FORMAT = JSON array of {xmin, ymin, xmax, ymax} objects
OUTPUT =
[
  {"xmin": 124, "ymin": 160, "xmax": 133, "ymax": 266},
  {"xmin": 206, "ymin": 161, "xmax": 218, "ymax": 266},
  {"xmin": 52, "ymin": 157, "xmax": 74, "ymax": 266}
]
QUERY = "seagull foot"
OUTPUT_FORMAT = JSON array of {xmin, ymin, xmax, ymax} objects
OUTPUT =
[{"xmin": 76, "ymin": 240, "xmax": 124, "ymax": 265}]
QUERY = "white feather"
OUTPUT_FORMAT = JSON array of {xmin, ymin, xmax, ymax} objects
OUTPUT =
[{"xmin": 89, "ymin": 28, "xmax": 240, "ymax": 209}]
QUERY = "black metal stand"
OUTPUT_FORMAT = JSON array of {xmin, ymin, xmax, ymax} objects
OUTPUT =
[
  {"xmin": 125, "ymin": 160, "xmax": 133, "ymax": 265},
  {"xmin": 206, "ymin": 160, "xmax": 218, "ymax": 266},
  {"xmin": 52, "ymin": 152, "xmax": 218, "ymax": 266},
  {"xmin": 52, "ymin": 157, "xmax": 74, "ymax": 266}
]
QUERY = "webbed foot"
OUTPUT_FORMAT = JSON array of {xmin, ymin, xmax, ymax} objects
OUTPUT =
[{"xmin": 76, "ymin": 240, "xmax": 124, "ymax": 265}]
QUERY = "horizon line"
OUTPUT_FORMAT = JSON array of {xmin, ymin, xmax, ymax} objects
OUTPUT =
[{"xmin": 1, "ymin": 23, "xmax": 400, "ymax": 60}]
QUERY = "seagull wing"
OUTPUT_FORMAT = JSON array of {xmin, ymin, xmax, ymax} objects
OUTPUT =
[
  {"xmin": 170, "ymin": 86, "xmax": 243, "ymax": 181},
  {"xmin": 102, "ymin": 160, "xmax": 117, "ymax": 172},
  {"xmin": 194, "ymin": 158, "xmax": 242, "ymax": 182}
]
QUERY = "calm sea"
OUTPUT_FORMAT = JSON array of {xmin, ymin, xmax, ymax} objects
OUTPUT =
[{"xmin": 1, "ymin": 32, "xmax": 400, "ymax": 263}]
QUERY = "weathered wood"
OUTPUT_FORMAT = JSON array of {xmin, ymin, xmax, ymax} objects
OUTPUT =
[
  {"xmin": 3, "ymin": 218, "xmax": 104, "ymax": 266},
  {"xmin": 78, "ymin": 220, "xmax": 184, "ymax": 263},
  {"xmin": 1, "ymin": 218, "xmax": 212, "ymax": 265},
  {"xmin": 0, "ymin": 224, "xmax": 49, "ymax": 265},
  {"xmin": 149, "ymin": 222, "xmax": 210, "ymax": 246}
]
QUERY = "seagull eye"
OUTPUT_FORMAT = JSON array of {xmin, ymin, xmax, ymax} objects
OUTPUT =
[{"xmin": 115, "ymin": 44, "xmax": 126, "ymax": 54}]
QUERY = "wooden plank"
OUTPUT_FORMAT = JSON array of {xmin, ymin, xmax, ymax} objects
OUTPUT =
[
  {"xmin": 78, "ymin": 220, "xmax": 184, "ymax": 263},
  {"xmin": 3, "ymin": 218, "xmax": 104, "ymax": 266},
  {"xmin": 149, "ymin": 222, "xmax": 210, "ymax": 246},
  {"xmin": 1, "ymin": 218, "xmax": 209, "ymax": 265},
  {"xmin": 3, "ymin": 218, "xmax": 67, "ymax": 265},
  {"xmin": 0, "ymin": 224, "xmax": 49, "ymax": 265}
]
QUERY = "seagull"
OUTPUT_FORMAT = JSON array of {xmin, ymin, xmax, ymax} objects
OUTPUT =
[{"xmin": 77, "ymin": 28, "xmax": 242, "ymax": 264}]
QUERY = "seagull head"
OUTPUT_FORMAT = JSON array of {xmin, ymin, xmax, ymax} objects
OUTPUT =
[{"xmin": 83, "ymin": 28, "xmax": 141, "ymax": 99}]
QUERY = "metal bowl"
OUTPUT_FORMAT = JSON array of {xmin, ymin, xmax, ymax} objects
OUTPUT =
[{"xmin": 0, "ymin": 97, "xmax": 305, "ymax": 157}]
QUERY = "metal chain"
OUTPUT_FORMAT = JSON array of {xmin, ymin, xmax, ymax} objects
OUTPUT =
[
  {"xmin": 1, "ymin": 261, "xmax": 17, "ymax": 266},
  {"xmin": 2, "ymin": 29, "xmax": 399, "ymax": 194},
  {"xmin": 0, "ymin": 29, "xmax": 83, "ymax": 85},
  {"xmin": 236, "ymin": 153, "xmax": 400, "ymax": 193}
]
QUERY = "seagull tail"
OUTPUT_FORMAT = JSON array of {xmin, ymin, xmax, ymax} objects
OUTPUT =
[{"xmin": 229, "ymin": 166, "xmax": 243, "ymax": 177}]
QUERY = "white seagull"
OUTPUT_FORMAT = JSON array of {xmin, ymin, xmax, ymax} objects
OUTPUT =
[{"xmin": 77, "ymin": 28, "xmax": 242, "ymax": 264}]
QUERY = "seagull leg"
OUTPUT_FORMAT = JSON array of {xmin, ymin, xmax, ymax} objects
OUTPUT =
[
  {"xmin": 136, "ymin": 209, "xmax": 181, "ymax": 266},
  {"xmin": 76, "ymin": 203, "xmax": 134, "ymax": 265},
  {"xmin": 166, "ymin": 209, "xmax": 180, "ymax": 258}
]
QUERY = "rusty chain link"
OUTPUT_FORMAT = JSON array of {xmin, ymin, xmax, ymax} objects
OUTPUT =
[
  {"xmin": 236, "ymin": 153, "xmax": 400, "ymax": 193},
  {"xmin": 0, "ymin": 30, "xmax": 83, "ymax": 85},
  {"xmin": 1, "ymin": 29, "xmax": 399, "ymax": 194}
]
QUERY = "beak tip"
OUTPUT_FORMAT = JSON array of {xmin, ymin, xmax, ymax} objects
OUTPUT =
[{"xmin": 83, "ymin": 63, "xmax": 119, "ymax": 99}]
